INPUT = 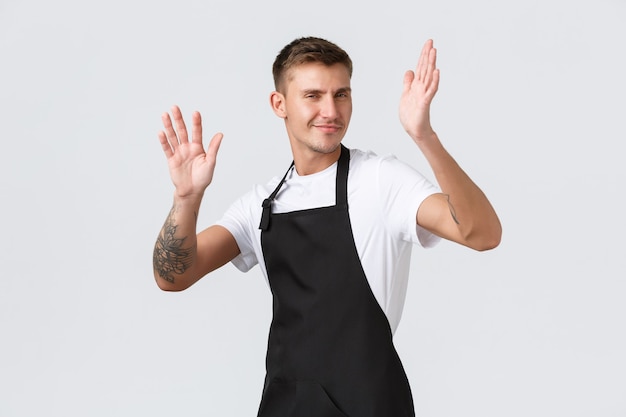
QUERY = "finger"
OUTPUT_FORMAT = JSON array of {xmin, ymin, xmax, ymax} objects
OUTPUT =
[
  {"xmin": 418, "ymin": 39, "xmax": 433, "ymax": 81},
  {"xmin": 430, "ymin": 42, "xmax": 437, "ymax": 68},
  {"xmin": 429, "ymin": 68, "xmax": 440, "ymax": 97},
  {"xmin": 423, "ymin": 47, "xmax": 437, "ymax": 88},
  {"xmin": 402, "ymin": 70, "xmax": 415, "ymax": 94},
  {"xmin": 415, "ymin": 41, "xmax": 427, "ymax": 80},
  {"xmin": 171, "ymin": 105, "xmax": 189, "ymax": 143},
  {"xmin": 206, "ymin": 132, "xmax": 224, "ymax": 160},
  {"xmin": 161, "ymin": 111, "xmax": 179, "ymax": 149},
  {"xmin": 191, "ymin": 111, "xmax": 203, "ymax": 144},
  {"xmin": 158, "ymin": 130, "xmax": 174, "ymax": 159}
]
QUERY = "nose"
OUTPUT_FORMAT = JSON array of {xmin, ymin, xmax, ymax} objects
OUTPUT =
[{"xmin": 319, "ymin": 96, "xmax": 338, "ymax": 119}]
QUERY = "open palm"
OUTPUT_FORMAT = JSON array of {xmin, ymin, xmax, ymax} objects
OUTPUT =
[
  {"xmin": 158, "ymin": 105, "xmax": 223, "ymax": 198},
  {"xmin": 399, "ymin": 39, "xmax": 440, "ymax": 142}
]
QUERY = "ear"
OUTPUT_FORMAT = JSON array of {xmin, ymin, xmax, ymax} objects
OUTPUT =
[{"xmin": 270, "ymin": 91, "xmax": 287, "ymax": 118}]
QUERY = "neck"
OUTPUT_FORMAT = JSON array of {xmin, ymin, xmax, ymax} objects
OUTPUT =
[{"xmin": 291, "ymin": 144, "xmax": 342, "ymax": 176}]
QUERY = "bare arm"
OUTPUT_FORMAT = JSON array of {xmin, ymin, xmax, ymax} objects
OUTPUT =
[
  {"xmin": 399, "ymin": 40, "xmax": 502, "ymax": 251},
  {"xmin": 153, "ymin": 105, "xmax": 240, "ymax": 291}
]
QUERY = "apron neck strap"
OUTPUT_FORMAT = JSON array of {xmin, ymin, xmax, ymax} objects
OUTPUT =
[
  {"xmin": 335, "ymin": 144, "xmax": 350, "ymax": 207},
  {"xmin": 259, "ymin": 144, "xmax": 350, "ymax": 231}
]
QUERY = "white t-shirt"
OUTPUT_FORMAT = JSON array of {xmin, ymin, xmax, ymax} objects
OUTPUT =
[{"xmin": 216, "ymin": 148, "xmax": 441, "ymax": 334}]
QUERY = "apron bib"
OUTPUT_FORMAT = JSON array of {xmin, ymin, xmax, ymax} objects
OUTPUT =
[{"xmin": 257, "ymin": 145, "xmax": 415, "ymax": 417}]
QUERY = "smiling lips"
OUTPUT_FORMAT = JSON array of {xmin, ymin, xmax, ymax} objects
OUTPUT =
[{"xmin": 313, "ymin": 123, "xmax": 343, "ymax": 133}]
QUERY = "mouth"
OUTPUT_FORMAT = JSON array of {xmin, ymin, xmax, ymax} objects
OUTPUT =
[{"xmin": 313, "ymin": 124, "xmax": 343, "ymax": 134}]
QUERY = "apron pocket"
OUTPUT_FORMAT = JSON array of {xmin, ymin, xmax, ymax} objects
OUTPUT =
[
  {"xmin": 257, "ymin": 379, "xmax": 293, "ymax": 417},
  {"xmin": 258, "ymin": 379, "xmax": 348, "ymax": 417},
  {"xmin": 294, "ymin": 381, "xmax": 348, "ymax": 417}
]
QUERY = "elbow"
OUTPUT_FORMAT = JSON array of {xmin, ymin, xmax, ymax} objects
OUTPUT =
[
  {"xmin": 157, "ymin": 282, "xmax": 186, "ymax": 292},
  {"xmin": 474, "ymin": 235, "xmax": 501, "ymax": 251},
  {"xmin": 153, "ymin": 272, "xmax": 189, "ymax": 292},
  {"xmin": 459, "ymin": 218, "xmax": 502, "ymax": 251},
  {"xmin": 468, "ymin": 226, "xmax": 502, "ymax": 252}
]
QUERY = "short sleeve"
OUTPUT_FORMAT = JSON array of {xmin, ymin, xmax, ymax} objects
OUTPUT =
[
  {"xmin": 215, "ymin": 192, "xmax": 259, "ymax": 272},
  {"xmin": 377, "ymin": 155, "xmax": 441, "ymax": 248}
]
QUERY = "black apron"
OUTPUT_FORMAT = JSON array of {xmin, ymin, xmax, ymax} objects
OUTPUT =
[{"xmin": 257, "ymin": 145, "xmax": 415, "ymax": 417}]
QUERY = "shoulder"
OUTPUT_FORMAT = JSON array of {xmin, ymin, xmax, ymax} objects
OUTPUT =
[
  {"xmin": 348, "ymin": 147, "xmax": 421, "ymax": 181},
  {"xmin": 348, "ymin": 147, "xmax": 410, "ymax": 167},
  {"xmin": 346, "ymin": 147, "xmax": 384, "ymax": 176},
  {"xmin": 221, "ymin": 174, "xmax": 283, "ymax": 221},
  {"xmin": 348, "ymin": 147, "xmax": 380, "ymax": 166}
]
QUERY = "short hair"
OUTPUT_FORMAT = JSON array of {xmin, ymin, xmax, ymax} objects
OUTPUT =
[{"xmin": 272, "ymin": 36, "xmax": 353, "ymax": 92}]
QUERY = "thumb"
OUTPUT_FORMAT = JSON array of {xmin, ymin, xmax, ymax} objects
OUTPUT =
[
  {"xmin": 206, "ymin": 132, "xmax": 224, "ymax": 159},
  {"xmin": 402, "ymin": 70, "xmax": 415, "ymax": 94}
]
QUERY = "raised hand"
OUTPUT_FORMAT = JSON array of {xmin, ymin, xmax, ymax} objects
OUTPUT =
[
  {"xmin": 399, "ymin": 39, "xmax": 440, "ymax": 143},
  {"xmin": 158, "ymin": 105, "xmax": 223, "ymax": 199}
]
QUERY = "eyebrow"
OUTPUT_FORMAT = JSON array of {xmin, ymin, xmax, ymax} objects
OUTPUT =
[{"xmin": 302, "ymin": 87, "xmax": 352, "ymax": 95}]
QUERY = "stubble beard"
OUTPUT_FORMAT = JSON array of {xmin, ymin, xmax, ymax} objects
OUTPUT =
[
  {"xmin": 307, "ymin": 140, "xmax": 342, "ymax": 155},
  {"xmin": 305, "ymin": 123, "xmax": 346, "ymax": 155}
]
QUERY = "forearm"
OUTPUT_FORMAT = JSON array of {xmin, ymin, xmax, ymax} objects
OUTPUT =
[
  {"xmin": 416, "ymin": 131, "xmax": 502, "ymax": 249},
  {"xmin": 152, "ymin": 194, "xmax": 204, "ymax": 291}
]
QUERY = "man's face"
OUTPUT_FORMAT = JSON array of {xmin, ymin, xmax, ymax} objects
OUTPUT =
[{"xmin": 276, "ymin": 62, "xmax": 352, "ymax": 156}]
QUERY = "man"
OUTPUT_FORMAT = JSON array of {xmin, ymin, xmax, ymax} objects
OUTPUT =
[{"xmin": 153, "ymin": 37, "xmax": 501, "ymax": 417}]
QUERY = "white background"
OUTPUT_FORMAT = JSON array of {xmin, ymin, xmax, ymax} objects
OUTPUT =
[{"xmin": 1, "ymin": 0, "xmax": 625, "ymax": 416}]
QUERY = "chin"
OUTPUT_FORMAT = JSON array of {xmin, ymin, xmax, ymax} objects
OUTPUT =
[
  {"xmin": 311, "ymin": 135, "xmax": 344, "ymax": 153},
  {"xmin": 310, "ymin": 142, "xmax": 342, "ymax": 154}
]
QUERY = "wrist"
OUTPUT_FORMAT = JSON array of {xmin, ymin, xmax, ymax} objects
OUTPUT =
[
  {"xmin": 411, "ymin": 129, "xmax": 438, "ymax": 145},
  {"xmin": 173, "ymin": 191, "xmax": 204, "ymax": 207}
]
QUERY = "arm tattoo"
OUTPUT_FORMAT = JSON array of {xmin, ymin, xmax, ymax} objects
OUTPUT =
[
  {"xmin": 153, "ymin": 207, "xmax": 195, "ymax": 283},
  {"xmin": 444, "ymin": 194, "xmax": 460, "ymax": 225}
]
